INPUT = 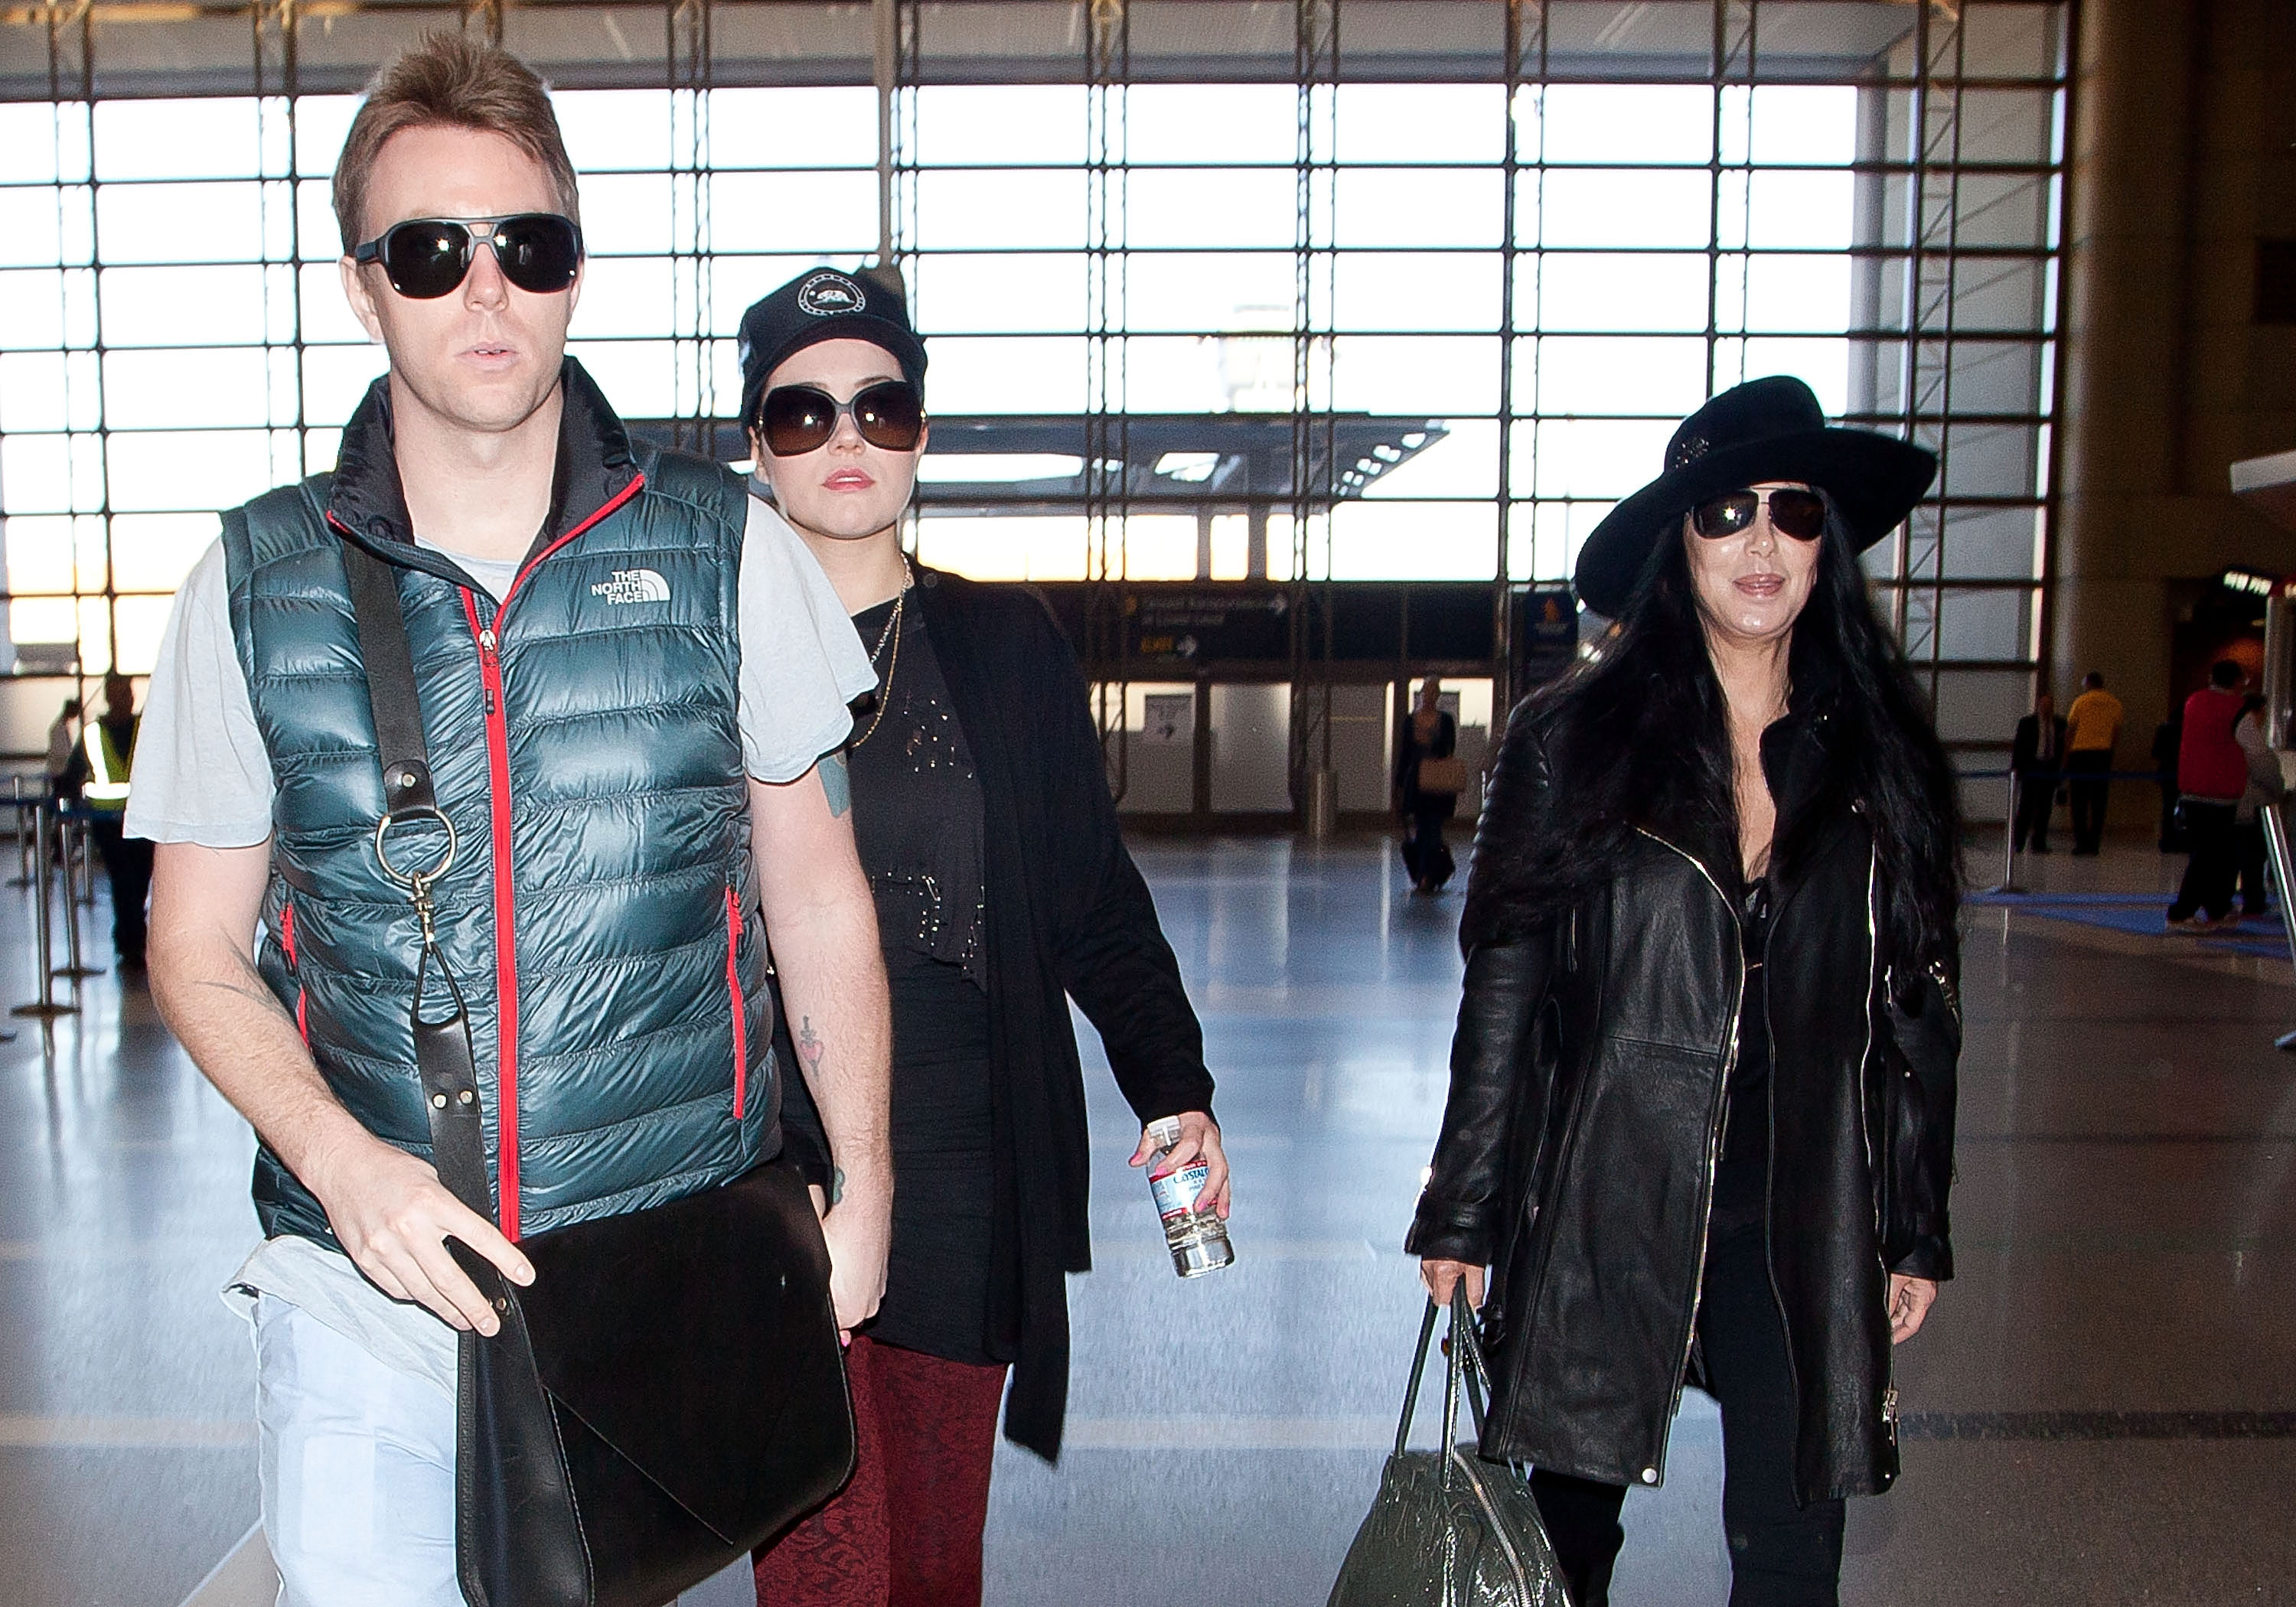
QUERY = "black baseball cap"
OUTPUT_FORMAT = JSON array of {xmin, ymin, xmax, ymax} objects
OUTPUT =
[{"xmin": 736, "ymin": 266, "xmax": 928, "ymax": 435}]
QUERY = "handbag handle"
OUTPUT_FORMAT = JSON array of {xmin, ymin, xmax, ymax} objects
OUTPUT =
[{"xmin": 1391, "ymin": 1290, "xmax": 1496, "ymax": 1475}]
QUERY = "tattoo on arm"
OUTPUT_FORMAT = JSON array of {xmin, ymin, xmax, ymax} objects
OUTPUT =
[
  {"xmin": 818, "ymin": 752, "xmax": 851, "ymax": 818},
  {"xmin": 830, "ymin": 1166, "xmax": 846, "ymax": 1207},
  {"xmin": 797, "ymin": 1015, "xmax": 826, "ymax": 1080}
]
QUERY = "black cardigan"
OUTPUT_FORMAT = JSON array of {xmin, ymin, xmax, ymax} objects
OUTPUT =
[{"xmin": 778, "ymin": 563, "xmax": 1216, "ymax": 1460}]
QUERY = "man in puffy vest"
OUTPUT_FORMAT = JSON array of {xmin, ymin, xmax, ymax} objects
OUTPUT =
[
  {"xmin": 126, "ymin": 35, "xmax": 892, "ymax": 1602},
  {"xmin": 2167, "ymin": 659, "xmax": 2251, "ymax": 930}
]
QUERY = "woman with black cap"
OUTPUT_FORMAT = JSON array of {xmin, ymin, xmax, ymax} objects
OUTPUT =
[
  {"xmin": 734, "ymin": 267, "xmax": 1229, "ymax": 1607},
  {"xmin": 1408, "ymin": 376, "xmax": 1963, "ymax": 1606}
]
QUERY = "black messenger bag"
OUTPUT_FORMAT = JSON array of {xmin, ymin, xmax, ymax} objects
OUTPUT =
[{"xmin": 338, "ymin": 536, "xmax": 855, "ymax": 1607}]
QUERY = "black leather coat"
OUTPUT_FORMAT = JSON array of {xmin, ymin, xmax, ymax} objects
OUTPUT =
[{"xmin": 1407, "ymin": 698, "xmax": 1959, "ymax": 1506}]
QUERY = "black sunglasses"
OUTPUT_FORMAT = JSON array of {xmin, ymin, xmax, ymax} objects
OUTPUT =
[
  {"xmin": 1691, "ymin": 486, "xmax": 1828, "ymax": 542},
  {"xmin": 352, "ymin": 214, "xmax": 584, "ymax": 300},
  {"xmin": 758, "ymin": 380, "xmax": 925, "ymax": 458}
]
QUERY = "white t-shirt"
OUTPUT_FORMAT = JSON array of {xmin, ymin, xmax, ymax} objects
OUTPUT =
[{"xmin": 131, "ymin": 490, "xmax": 875, "ymax": 1391}]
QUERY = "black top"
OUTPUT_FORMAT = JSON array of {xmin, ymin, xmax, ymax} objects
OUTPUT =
[
  {"xmin": 841, "ymin": 596, "xmax": 997, "ymax": 1364},
  {"xmin": 777, "ymin": 566, "xmax": 1215, "ymax": 1459},
  {"xmin": 846, "ymin": 596, "xmax": 987, "ymax": 983},
  {"xmin": 1710, "ymin": 877, "xmax": 1773, "ymax": 1242}
]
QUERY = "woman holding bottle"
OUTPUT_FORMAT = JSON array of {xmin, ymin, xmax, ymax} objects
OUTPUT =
[
  {"xmin": 1411, "ymin": 377, "xmax": 1962, "ymax": 1607},
  {"xmin": 737, "ymin": 267, "xmax": 1230, "ymax": 1607}
]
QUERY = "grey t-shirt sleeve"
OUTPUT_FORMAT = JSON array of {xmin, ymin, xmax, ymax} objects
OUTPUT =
[
  {"xmin": 737, "ymin": 493, "xmax": 876, "ymax": 784},
  {"xmin": 124, "ymin": 536, "xmax": 277, "ymax": 847}
]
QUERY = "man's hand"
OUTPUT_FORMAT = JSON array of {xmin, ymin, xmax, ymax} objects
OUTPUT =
[
  {"xmin": 1420, "ymin": 1257, "xmax": 1486, "ymax": 1309},
  {"xmin": 305, "ymin": 1132, "xmax": 533, "ymax": 1335},
  {"xmin": 1127, "ymin": 1110, "xmax": 1231, "ymax": 1219},
  {"xmin": 1887, "ymin": 1273, "xmax": 1936, "ymax": 1343}
]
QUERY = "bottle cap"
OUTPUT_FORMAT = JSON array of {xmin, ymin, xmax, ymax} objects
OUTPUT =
[{"xmin": 1145, "ymin": 1116, "xmax": 1183, "ymax": 1149}]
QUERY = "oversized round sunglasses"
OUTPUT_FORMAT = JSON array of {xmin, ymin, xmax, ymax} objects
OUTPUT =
[
  {"xmin": 758, "ymin": 380, "xmax": 925, "ymax": 458},
  {"xmin": 1691, "ymin": 486, "xmax": 1828, "ymax": 542},
  {"xmin": 352, "ymin": 213, "xmax": 584, "ymax": 300}
]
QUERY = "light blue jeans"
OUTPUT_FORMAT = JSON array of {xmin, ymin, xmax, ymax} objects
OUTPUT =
[{"xmin": 252, "ymin": 1294, "xmax": 461, "ymax": 1606}]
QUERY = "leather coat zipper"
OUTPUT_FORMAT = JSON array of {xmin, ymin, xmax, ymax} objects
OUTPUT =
[{"xmin": 1632, "ymin": 825, "xmax": 1742, "ymax": 1485}]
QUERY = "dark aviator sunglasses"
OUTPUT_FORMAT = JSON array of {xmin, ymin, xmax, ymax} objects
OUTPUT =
[
  {"xmin": 352, "ymin": 214, "xmax": 584, "ymax": 301},
  {"xmin": 758, "ymin": 380, "xmax": 926, "ymax": 458},
  {"xmin": 1691, "ymin": 486, "xmax": 1828, "ymax": 543}
]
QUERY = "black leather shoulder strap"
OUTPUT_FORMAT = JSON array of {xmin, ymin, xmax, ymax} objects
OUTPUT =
[{"xmin": 338, "ymin": 536, "xmax": 491, "ymax": 1221}]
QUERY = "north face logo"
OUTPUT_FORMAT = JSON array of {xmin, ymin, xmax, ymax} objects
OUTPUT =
[{"xmin": 591, "ymin": 568, "xmax": 671, "ymax": 605}]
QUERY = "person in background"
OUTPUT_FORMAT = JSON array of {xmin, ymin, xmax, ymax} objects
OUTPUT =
[
  {"xmin": 2153, "ymin": 714, "xmax": 2186, "ymax": 852},
  {"xmin": 1414, "ymin": 377, "xmax": 1958, "ymax": 1607},
  {"xmin": 2167, "ymin": 660, "xmax": 2249, "ymax": 930},
  {"xmin": 43, "ymin": 696, "xmax": 81, "ymax": 805},
  {"xmin": 736, "ymin": 266, "xmax": 1226, "ymax": 1607},
  {"xmin": 2009, "ymin": 690, "xmax": 2065, "ymax": 854},
  {"xmin": 1394, "ymin": 676, "xmax": 1460, "ymax": 894},
  {"xmin": 2062, "ymin": 670, "xmax": 2123, "ymax": 855},
  {"xmin": 69, "ymin": 674, "xmax": 149, "ymax": 970},
  {"xmin": 2232, "ymin": 691, "xmax": 2283, "ymax": 919}
]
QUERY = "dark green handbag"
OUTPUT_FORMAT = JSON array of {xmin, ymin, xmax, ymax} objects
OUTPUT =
[{"xmin": 1327, "ymin": 1291, "xmax": 1569, "ymax": 1607}]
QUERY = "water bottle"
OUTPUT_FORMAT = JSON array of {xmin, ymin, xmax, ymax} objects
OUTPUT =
[{"xmin": 1144, "ymin": 1116, "xmax": 1234, "ymax": 1277}]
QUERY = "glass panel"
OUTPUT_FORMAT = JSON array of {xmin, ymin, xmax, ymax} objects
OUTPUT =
[
  {"xmin": 709, "ymin": 169, "xmax": 877, "ymax": 254},
  {"xmin": 1126, "ymin": 168, "xmax": 1297, "ymax": 250},
  {"xmin": 708, "ymin": 87, "xmax": 878, "ymax": 171},
  {"xmin": 915, "ymin": 86, "xmax": 1085, "ymax": 168},
  {"xmin": 1208, "ymin": 683, "xmax": 1290, "ymax": 812},
  {"xmin": 1329, "ymin": 502, "xmax": 1495, "ymax": 582},
  {"xmin": 1538, "ymin": 85, "xmax": 1714, "ymax": 165},
  {"xmin": 1127, "ymin": 85, "xmax": 1296, "ymax": 167},
  {"xmin": 1528, "ymin": 251, "xmax": 1711, "ymax": 333},
  {"xmin": 93, "ymin": 99, "xmax": 259, "ymax": 180},
  {"xmin": 1533, "ymin": 168, "xmax": 1712, "ymax": 249},
  {"xmin": 1336, "ymin": 84, "xmax": 1505, "ymax": 165},
  {"xmin": 1332, "ymin": 252, "xmax": 1502, "ymax": 334},
  {"xmin": 908, "ymin": 253, "xmax": 1087, "ymax": 335}
]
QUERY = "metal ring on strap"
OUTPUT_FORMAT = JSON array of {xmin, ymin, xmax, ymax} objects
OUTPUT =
[{"xmin": 373, "ymin": 805, "xmax": 458, "ymax": 891}]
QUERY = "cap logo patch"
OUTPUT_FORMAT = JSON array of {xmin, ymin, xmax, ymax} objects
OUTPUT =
[
  {"xmin": 1668, "ymin": 433, "xmax": 1711, "ymax": 471},
  {"xmin": 592, "ymin": 568, "xmax": 671, "ymax": 605},
  {"xmin": 797, "ymin": 272, "xmax": 867, "ymax": 318}
]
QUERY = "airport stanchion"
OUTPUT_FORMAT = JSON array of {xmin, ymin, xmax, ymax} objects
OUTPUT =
[
  {"xmin": 9, "ymin": 777, "xmax": 33, "ymax": 889},
  {"xmin": 51, "ymin": 810, "xmax": 100, "ymax": 982},
  {"xmin": 12, "ymin": 803, "xmax": 77, "ymax": 1021},
  {"xmin": 2257, "ymin": 800, "xmax": 2296, "ymax": 1052},
  {"xmin": 1988, "ymin": 771, "xmax": 2025, "ymax": 895}
]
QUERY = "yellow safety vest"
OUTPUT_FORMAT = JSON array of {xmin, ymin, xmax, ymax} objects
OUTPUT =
[{"xmin": 80, "ymin": 720, "xmax": 132, "ymax": 810}]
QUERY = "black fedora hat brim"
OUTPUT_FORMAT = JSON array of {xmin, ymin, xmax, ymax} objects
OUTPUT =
[{"xmin": 1573, "ymin": 426, "xmax": 1938, "ymax": 616}]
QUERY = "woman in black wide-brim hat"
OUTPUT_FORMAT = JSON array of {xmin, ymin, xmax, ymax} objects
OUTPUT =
[{"xmin": 1409, "ymin": 376, "xmax": 1963, "ymax": 1607}]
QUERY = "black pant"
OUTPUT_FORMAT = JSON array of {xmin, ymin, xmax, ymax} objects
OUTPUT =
[
  {"xmin": 2064, "ymin": 750, "xmax": 2112, "ymax": 852},
  {"xmin": 2010, "ymin": 768, "xmax": 2056, "ymax": 852},
  {"xmin": 90, "ymin": 817, "xmax": 152, "ymax": 962},
  {"xmin": 1401, "ymin": 801, "xmax": 1455, "ymax": 891},
  {"xmin": 2237, "ymin": 819, "xmax": 2271, "ymax": 914},
  {"xmin": 2168, "ymin": 800, "xmax": 2239, "ymax": 921},
  {"xmin": 1530, "ymin": 1225, "xmax": 1846, "ymax": 1607}
]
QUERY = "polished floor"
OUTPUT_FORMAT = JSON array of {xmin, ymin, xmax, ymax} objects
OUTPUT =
[{"xmin": 2, "ymin": 830, "xmax": 2294, "ymax": 1604}]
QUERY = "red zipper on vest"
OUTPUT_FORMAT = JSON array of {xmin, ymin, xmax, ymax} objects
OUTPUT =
[
  {"xmin": 450, "ymin": 471, "xmax": 647, "ymax": 1241},
  {"xmin": 724, "ymin": 885, "xmax": 748, "ymax": 1121},
  {"xmin": 279, "ymin": 901, "xmax": 308, "ymax": 1044}
]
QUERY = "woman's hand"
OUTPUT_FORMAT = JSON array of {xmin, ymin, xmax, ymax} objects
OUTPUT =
[
  {"xmin": 1887, "ymin": 1273, "xmax": 1937, "ymax": 1343},
  {"xmin": 1420, "ymin": 1258, "xmax": 1486, "ymax": 1309},
  {"xmin": 1128, "ymin": 1110, "xmax": 1231, "ymax": 1218}
]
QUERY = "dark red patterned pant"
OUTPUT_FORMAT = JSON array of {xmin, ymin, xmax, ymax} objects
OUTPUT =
[{"xmin": 753, "ymin": 1333, "xmax": 1009, "ymax": 1607}]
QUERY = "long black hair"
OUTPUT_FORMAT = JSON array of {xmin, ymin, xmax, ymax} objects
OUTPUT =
[{"xmin": 1464, "ymin": 497, "xmax": 1963, "ymax": 970}]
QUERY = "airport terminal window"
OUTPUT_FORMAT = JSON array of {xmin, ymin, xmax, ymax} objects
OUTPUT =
[{"xmin": 0, "ymin": 0, "xmax": 2066, "ymax": 776}]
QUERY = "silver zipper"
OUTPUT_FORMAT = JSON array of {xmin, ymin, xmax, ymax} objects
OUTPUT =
[
  {"xmin": 1632, "ymin": 826, "xmax": 1740, "ymax": 1484},
  {"xmin": 1859, "ymin": 846, "xmax": 1883, "ymax": 1236}
]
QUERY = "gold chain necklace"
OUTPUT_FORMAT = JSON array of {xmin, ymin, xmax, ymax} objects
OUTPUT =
[{"xmin": 850, "ymin": 558, "xmax": 915, "ymax": 750}]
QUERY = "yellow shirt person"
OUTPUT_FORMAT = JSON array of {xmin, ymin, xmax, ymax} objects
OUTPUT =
[{"xmin": 2062, "ymin": 672, "xmax": 2122, "ymax": 854}]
